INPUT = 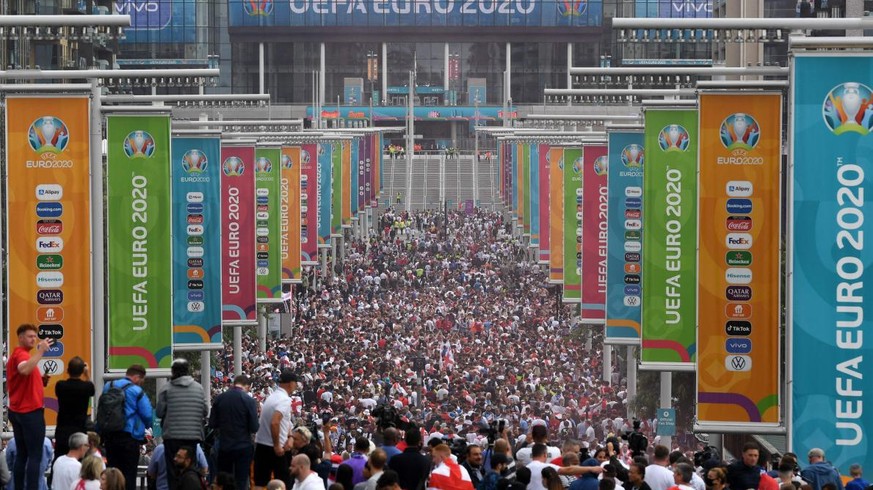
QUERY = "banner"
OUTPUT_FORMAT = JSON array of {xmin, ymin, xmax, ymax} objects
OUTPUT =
[
  {"xmin": 342, "ymin": 140, "xmax": 352, "ymax": 227},
  {"xmin": 374, "ymin": 133, "xmax": 383, "ymax": 205},
  {"xmin": 791, "ymin": 54, "xmax": 873, "ymax": 472},
  {"xmin": 605, "ymin": 130, "xmax": 644, "ymax": 345},
  {"xmin": 351, "ymin": 139, "xmax": 360, "ymax": 216},
  {"xmin": 522, "ymin": 143, "xmax": 531, "ymax": 235},
  {"xmin": 641, "ymin": 108, "xmax": 698, "ymax": 370},
  {"xmin": 221, "ymin": 144, "xmax": 258, "ymax": 325},
  {"xmin": 318, "ymin": 142, "xmax": 332, "ymax": 246},
  {"xmin": 255, "ymin": 147, "xmax": 283, "ymax": 303},
  {"xmin": 107, "ymin": 115, "xmax": 173, "ymax": 370},
  {"xmin": 696, "ymin": 92, "xmax": 782, "ymax": 429},
  {"xmin": 171, "ymin": 136, "xmax": 222, "ymax": 349},
  {"xmin": 563, "ymin": 147, "xmax": 583, "ymax": 303},
  {"xmin": 512, "ymin": 144, "xmax": 519, "ymax": 220},
  {"xmin": 549, "ymin": 147, "xmax": 564, "ymax": 283},
  {"xmin": 282, "ymin": 146, "xmax": 303, "ymax": 283},
  {"xmin": 364, "ymin": 136, "xmax": 374, "ymax": 207},
  {"xmin": 538, "ymin": 143, "xmax": 551, "ymax": 264},
  {"xmin": 5, "ymin": 96, "xmax": 92, "ymax": 423},
  {"xmin": 332, "ymin": 141, "xmax": 343, "ymax": 236},
  {"xmin": 581, "ymin": 143, "xmax": 608, "ymax": 322},
  {"xmin": 301, "ymin": 143, "xmax": 319, "ymax": 263},
  {"xmin": 530, "ymin": 143, "xmax": 540, "ymax": 247}
]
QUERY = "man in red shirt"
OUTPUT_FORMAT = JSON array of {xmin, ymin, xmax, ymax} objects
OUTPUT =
[{"xmin": 7, "ymin": 323, "xmax": 52, "ymax": 490}]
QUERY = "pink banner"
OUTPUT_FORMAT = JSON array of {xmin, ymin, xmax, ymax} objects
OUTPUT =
[
  {"xmin": 538, "ymin": 144, "xmax": 550, "ymax": 264},
  {"xmin": 221, "ymin": 144, "xmax": 257, "ymax": 325},
  {"xmin": 581, "ymin": 144, "xmax": 608, "ymax": 321},
  {"xmin": 301, "ymin": 143, "xmax": 319, "ymax": 264}
]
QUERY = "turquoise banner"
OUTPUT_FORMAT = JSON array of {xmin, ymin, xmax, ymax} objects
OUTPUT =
[
  {"xmin": 530, "ymin": 143, "xmax": 540, "ymax": 248},
  {"xmin": 171, "ymin": 136, "xmax": 222, "ymax": 348},
  {"xmin": 318, "ymin": 142, "xmax": 332, "ymax": 246},
  {"xmin": 791, "ymin": 54, "xmax": 873, "ymax": 474},
  {"xmin": 605, "ymin": 131, "xmax": 644, "ymax": 345}
]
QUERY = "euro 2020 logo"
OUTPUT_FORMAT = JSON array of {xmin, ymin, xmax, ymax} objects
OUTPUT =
[
  {"xmin": 282, "ymin": 153, "xmax": 293, "ymax": 170},
  {"xmin": 28, "ymin": 116, "xmax": 70, "ymax": 156},
  {"xmin": 557, "ymin": 0, "xmax": 587, "ymax": 18},
  {"xmin": 720, "ymin": 113, "xmax": 760, "ymax": 151},
  {"xmin": 182, "ymin": 149, "xmax": 208, "ymax": 174},
  {"xmin": 223, "ymin": 156, "xmax": 245, "ymax": 176},
  {"xmin": 593, "ymin": 155, "xmax": 608, "ymax": 176},
  {"xmin": 572, "ymin": 157, "xmax": 584, "ymax": 174},
  {"xmin": 256, "ymin": 156, "xmax": 273, "ymax": 173},
  {"xmin": 301, "ymin": 149, "xmax": 311, "ymax": 164},
  {"xmin": 244, "ymin": 0, "xmax": 273, "ymax": 16},
  {"xmin": 123, "ymin": 131, "xmax": 156, "ymax": 158},
  {"xmin": 658, "ymin": 124, "xmax": 690, "ymax": 152},
  {"xmin": 621, "ymin": 144, "xmax": 644, "ymax": 168},
  {"xmin": 823, "ymin": 82, "xmax": 873, "ymax": 135}
]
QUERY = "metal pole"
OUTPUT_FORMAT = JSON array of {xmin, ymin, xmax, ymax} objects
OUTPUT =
[
  {"xmin": 259, "ymin": 42, "xmax": 265, "ymax": 95},
  {"xmin": 405, "ymin": 70, "xmax": 414, "ymax": 213},
  {"xmin": 320, "ymin": 43, "xmax": 326, "ymax": 107},
  {"xmin": 627, "ymin": 346, "xmax": 637, "ymax": 420},
  {"xmin": 90, "ymin": 79, "xmax": 106, "ymax": 398},
  {"xmin": 659, "ymin": 372, "xmax": 672, "ymax": 449},
  {"xmin": 258, "ymin": 305, "xmax": 267, "ymax": 353},
  {"xmin": 603, "ymin": 344, "xmax": 612, "ymax": 383},
  {"xmin": 444, "ymin": 43, "xmax": 450, "ymax": 104},
  {"xmin": 439, "ymin": 153, "xmax": 446, "ymax": 206},
  {"xmin": 567, "ymin": 43, "xmax": 573, "ymax": 107},
  {"xmin": 473, "ymin": 97, "xmax": 479, "ymax": 205},
  {"xmin": 381, "ymin": 42, "xmax": 388, "ymax": 106},
  {"xmin": 505, "ymin": 42, "xmax": 511, "ymax": 105},
  {"xmin": 201, "ymin": 351, "xmax": 211, "ymax": 411},
  {"xmin": 233, "ymin": 326, "xmax": 242, "ymax": 377}
]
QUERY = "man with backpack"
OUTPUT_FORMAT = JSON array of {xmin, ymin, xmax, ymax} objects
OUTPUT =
[{"xmin": 97, "ymin": 364, "xmax": 153, "ymax": 490}]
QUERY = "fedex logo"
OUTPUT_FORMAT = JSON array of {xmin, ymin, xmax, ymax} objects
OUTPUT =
[
  {"xmin": 36, "ymin": 238, "xmax": 63, "ymax": 253},
  {"xmin": 726, "ymin": 233, "xmax": 753, "ymax": 250}
]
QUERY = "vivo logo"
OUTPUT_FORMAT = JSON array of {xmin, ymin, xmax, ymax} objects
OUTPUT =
[
  {"xmin": 115, "ymin": 0, "xmax": 159, "ymax": 13},
  {"xmin": 672, "ymin": 0, "xmax": 713, "ymax": 14},
  {"xmin": 725, "ymin": 338, "xmax": 752, "ymax": 354}
]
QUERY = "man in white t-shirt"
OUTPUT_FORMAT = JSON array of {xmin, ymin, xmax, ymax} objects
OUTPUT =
[
  {"xmin": 516, "ymin": 425, "xmax": 561, "ymax": 467},
  {"xmin": 645, "ymin": 446, "xmax": 676, "ymax": 490},
  {"xmin": 51, "ymin": 433, "xmax": 89, "ymax": 490},
  {"xmin": 254, "ymin": 370, "xmax": 298, "ymax": 490},
  {"xmin": 526, "ymin": 444, "xmax": 601, "ymax": 490},
  {"xmin": 290, "ymin": 455, "xmax": 324, "ymax": 490}
]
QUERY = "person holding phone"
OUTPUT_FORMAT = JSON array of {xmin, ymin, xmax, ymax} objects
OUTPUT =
[{"xmin": 7, "ymin": 323, "xmax": 53, "ymax": 490}]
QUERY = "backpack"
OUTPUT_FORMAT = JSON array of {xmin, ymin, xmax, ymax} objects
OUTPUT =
[{"xmin": 96, "ymin": 380, "xmax": 142, "ymax": 433}]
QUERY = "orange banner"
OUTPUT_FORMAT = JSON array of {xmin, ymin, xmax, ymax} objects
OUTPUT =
[
  {"xmin": 548, "ymin": 147, "xmax": 564, "ymax": 283},
  {"xmin": 281, "ymin": 146, "xmax": 303, "ymax": 283},
  {"xmin": 696, "ymin": 92, "xmax": 782, "ymax": 427},
  {"xmin": 5, "ymin": 97, "xmax": 92, "ymax": 426},
  {"xmin": 342, "ymin": 140, "xmax": 352, "ymax": 226}
]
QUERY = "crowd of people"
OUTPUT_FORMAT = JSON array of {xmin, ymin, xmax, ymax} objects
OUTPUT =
[{"xmin": 0, "ymin": 208, "xmax": 855, "ymax": 490}]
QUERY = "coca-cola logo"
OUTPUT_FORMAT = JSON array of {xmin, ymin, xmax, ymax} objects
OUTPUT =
[
  {"xmin": 726, "ymin": 216, "xmax": 752, "ymax": 232},
  {"xmin": 36, "ymin": 219, "xmax": 62, "ymax": 235}
]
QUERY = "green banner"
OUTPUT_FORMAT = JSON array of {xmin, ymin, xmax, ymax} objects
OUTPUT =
[
  {"xmin": 107, "ymin": 115, "xmax": 173, "ymax": 371},
  {"xmin": 256, "ymin": 147, "xmax": 283, "ymax": 302},
  {"xmin": 331, "ymin": 141, "xmax": 343, "ymax": 236},
  {"xmin": 562, "ymin": 147, "xmax": 583, "ymax": 303},
  {"xmin": 641, "ymin": 108, "xmax": 698, "ymax": 370}
]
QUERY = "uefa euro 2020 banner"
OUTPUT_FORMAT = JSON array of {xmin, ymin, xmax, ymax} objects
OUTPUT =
[
  {"xmin": 318, "ymin": 141, "xmax": 333, "ymax": 246},
  {"xmin": 581, "ymin": 143, "xmax": 608, "ymax": 322},
  {"xmin": 171, "ymin": 136, "xmax": 222, "ymax": 349},
  {"xmin": 605, "ymin": 130, "xmax": 643, "ymax": 345},
  {"xmin": 697, "ymin": 92, "xmax": 781, "ymax": 430},
  {"xmin": 281, "ymin": 146, "xmax": 303, "ymax": 283},
  {"xmin": 255, "ymin": 147, "xmax": 283, "ymax": 303},
  {"xmin": 351, "ymin": 140, "xmax": 360, "ymax": 216},
  {"xmin": 107, "ymin": 115, "xmax": 173, "ymax": 371},
  {"xmin": 512, "ymin": 144, "xmax": 519, "ymax": 221},
  {"xmin": 332, "ymin": 141, "xmax": 344, "ymax": 237},
  {"xmin": 221, "ymin": 143, "xmax": 258, "ymax": 325},
  {"xmin": 301, "ymin": 143, "xmax": 319, "ymax": 263},
  {"xmin": 342, "ymin": 140, "xmax": 353, "ymax": 227},
  {"xmin": 791, "ymin": 53, "xmax": 873, "ymax": 474},
  {"xmin": 538, "ymin": 144, "xmax": 551, "ymax": 264},
  {"xmin": 530, "ymin": 143, "xmax": 540, "ymax": 247},
  {"xmin": 228, "ymin": 0, "xmax": 603, "ymax": 28},
  {"xmin": 562, "ymin": 146, "xmax": 583, "ymax": 303},
  {"xmin": 549, "ymin": 146, "xmax": 564, "ymax": 283},
  {"xmin": 641, "ymin": 108, "xmax": 697, "ymax": 371},
  {"xmin": 5, "ymin": 96, "xmax": 93, "ymax": 424}
]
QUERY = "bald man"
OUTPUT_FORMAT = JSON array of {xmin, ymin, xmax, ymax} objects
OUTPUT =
[{"xmin": 290, "ymin": 455, "xmax": 322, "ymax": 490}]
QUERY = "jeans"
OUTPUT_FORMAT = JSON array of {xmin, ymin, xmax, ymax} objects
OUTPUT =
[
  {"xmin": 104, "ymin": 432, "xmax": 142, "ymax": 490},
  {"xmin": 217, "ymin": 446, "xmax": 254, "ymax": 490},
  {"xmin": 9, "ymin": 408, "xmax": 46, "ymax": 490}
]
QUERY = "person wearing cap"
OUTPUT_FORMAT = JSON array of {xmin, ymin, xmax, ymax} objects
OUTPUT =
[
  {"xmin": 800, "ymin": 449, "xmax": 843, "ymax": 490},
  {"xmin": 254, "ymin": 370, "xmax": 299, "ymax": 490},
  {"xmin": 157, "ymin": 359, "xmax": 208, "ymax": 490},
  {"xmin": 209, "ymin": 374, "xmax": 260, "ymax": 490}
]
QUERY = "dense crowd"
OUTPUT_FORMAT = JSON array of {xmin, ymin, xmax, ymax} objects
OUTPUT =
[{"xmin": 1, "ymin": 208, "xmax": 855, "ymax": 490}]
